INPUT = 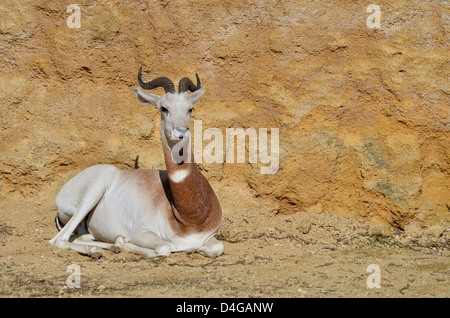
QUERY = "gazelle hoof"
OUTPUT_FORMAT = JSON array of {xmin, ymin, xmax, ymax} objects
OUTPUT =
[
  {"xmin": 156, "ymin": 245, "xmax": 171, "ymax": 257},
  {"xmin": 90, "ymin": 251, "xmax": 103, "ymax": 259}
]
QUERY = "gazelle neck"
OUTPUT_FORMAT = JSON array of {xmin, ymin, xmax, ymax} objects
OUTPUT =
[
  {"xmin": 161, "ymin": 130, "xmax": 222, "ymax": 233},
  {"xmin": 161, "ymin": 130, "xmax": 196, "ymax": 179}
]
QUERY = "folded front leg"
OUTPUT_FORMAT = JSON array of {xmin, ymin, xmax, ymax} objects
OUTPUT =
[
  {"xmin": 198, "ymin": 236, "xmax": 224, "ymax": 258},
  {"xmin": 113, "ymin": 236, "xmax": 171, "ymax": 258}
]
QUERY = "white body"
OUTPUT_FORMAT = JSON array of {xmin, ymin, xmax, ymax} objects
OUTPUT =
[{"xmin": 55, "ymin": 165, "xmax": 217, "ymax": 253}]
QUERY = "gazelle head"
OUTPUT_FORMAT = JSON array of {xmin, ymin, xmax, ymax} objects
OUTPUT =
[{"xmin": 133, "ymin": 67, "xmax": 204, "ymax": 145}]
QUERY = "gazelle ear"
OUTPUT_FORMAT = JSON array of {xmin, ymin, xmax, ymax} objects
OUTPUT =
[
  {"xmin": 133, "ymin": 87, "xmax": 160, "ymax": 106},
  {"xmin": 189, "ymin": 87, "xmax": 205, "ymax": 104}
]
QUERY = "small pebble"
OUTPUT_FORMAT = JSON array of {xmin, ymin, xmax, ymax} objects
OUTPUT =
[
  {"xmin": 97, "ymin": 285, "xmax": 106, "ymax": 291},
  {"xmin": 297, "ymin": 220, "xmax": 312, "ymax": 234}
]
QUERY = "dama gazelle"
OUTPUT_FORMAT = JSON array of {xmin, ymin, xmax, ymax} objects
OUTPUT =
[{"xmin": 49, "ymin": 68, "xmax": 224, "ymax": 258}]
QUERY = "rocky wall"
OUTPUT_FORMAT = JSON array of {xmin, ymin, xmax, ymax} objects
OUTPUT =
[{"xmin": 0, "ymin": 0, "xmax": 448, "ymax": 228}]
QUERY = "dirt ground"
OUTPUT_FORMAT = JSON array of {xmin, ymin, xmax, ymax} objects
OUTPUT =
[{"xmin": 1, "ymin": 195, "xmax": 449, "ymax": 298}]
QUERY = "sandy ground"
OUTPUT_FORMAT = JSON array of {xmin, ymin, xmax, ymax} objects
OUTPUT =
[{"xmin": 1, "ymin": 195, "xmax": 449, "ymax": 298}]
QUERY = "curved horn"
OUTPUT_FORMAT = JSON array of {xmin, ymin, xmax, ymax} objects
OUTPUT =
[
  {"xmin": 137, "ymin": 67, "xmax": 175, "ymax": 93},
  {"xmin": 178, "ymin": 73, "xmax": 201, "ymax": 93}
]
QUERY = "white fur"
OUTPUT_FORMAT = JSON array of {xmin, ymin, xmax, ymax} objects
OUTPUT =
[{"xmin": 169, "ymin": 169, "xmax": 189, "ymax": 183}]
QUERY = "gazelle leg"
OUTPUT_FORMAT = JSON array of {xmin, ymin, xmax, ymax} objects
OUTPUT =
[
  {"xmin": 49, "ymin": 182, "xmax": 106, "ymax": 247},
  {"xmin": 50, "ymin": 234, "xmax": 118, "ymax": 259},
  {"xmin": 198, "ymin": 236, "xmax": 224, "ymax": 258},
  {"xmin": 113, "ymin": 236, "xmax": 171, "ymax": 258},
  {"xmin": 73, "ymin": 234, "xmax": 119, "ymax": 252},
  {"xmin": 53, "ymin": 239, "xmax": 105, "ymax": 259}
]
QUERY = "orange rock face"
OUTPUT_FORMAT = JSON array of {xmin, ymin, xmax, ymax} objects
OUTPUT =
[{"xmin": 0, "ymin": 0, "xmax": 448, "ymax": 229}]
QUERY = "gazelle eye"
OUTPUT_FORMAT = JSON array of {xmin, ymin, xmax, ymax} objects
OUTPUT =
[
  {"xmin": 160, "ymin": 106, "xmax": 169, "ymax": 114},
  {"xmin": 188, "ymin": 108, "xmax": 193, "ymax": 114}
]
